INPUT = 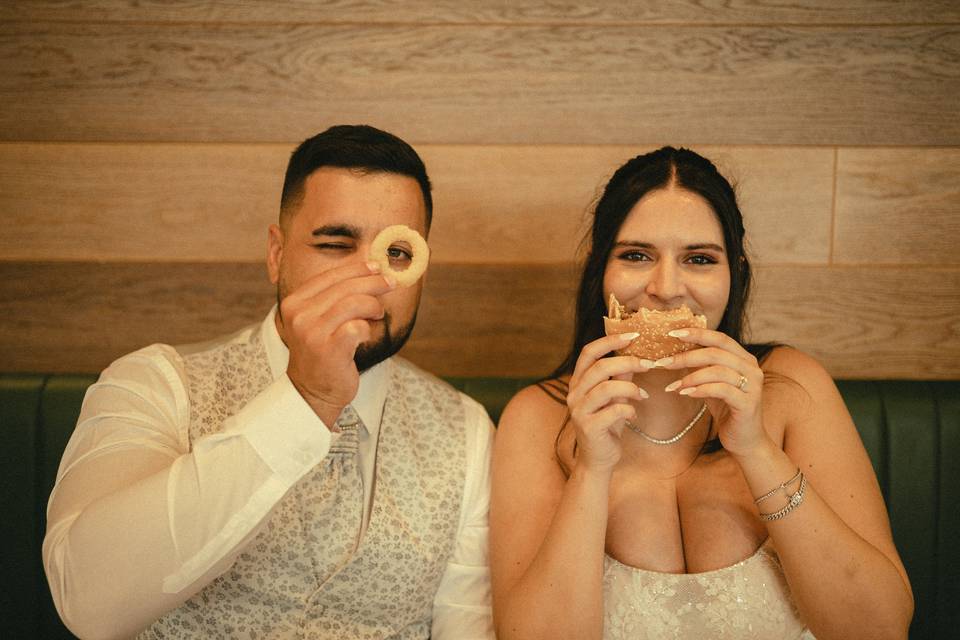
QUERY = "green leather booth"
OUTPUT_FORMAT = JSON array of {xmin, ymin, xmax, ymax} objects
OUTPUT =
[{"xmin": 2, "ymin": 375, "xmax": 958, "ymax": 639}]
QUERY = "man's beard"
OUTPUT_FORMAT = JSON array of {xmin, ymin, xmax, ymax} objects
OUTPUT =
[
  {"xmin": 275, "ymin": 280, "xmax": 418, "ymax": 373},
  {"xmin": 354, "ymin": 309, "xmax": 417, "ymax": 372}
]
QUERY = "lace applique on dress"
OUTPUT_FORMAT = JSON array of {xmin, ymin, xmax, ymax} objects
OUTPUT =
[{"xmin": 603, "ymin": 539, "xmax": 815, "ymax": 640}]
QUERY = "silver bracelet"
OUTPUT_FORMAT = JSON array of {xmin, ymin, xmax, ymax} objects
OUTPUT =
[
  {"xmin": 759, "ymin": 473, "xmax": 807, "ymax": 521},
  {"xmin": 754, "ymin": 468, "xmax": 802, "ymax": 505}
]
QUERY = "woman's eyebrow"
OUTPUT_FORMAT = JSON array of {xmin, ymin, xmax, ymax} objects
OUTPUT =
[
  {"xmin": 686, "ymin": 243, "xmax": 725, "ymax": 253},
  {"xmin": 613, "ymin": 240, "xmax": 655, "ymax": 249},
  {"xmin": 613, "ymin": 240, "xmax": 725, "ymax": 253}
]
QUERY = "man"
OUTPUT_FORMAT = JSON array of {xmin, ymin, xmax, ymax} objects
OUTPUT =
[{"xmin": 43, "ymin": 125, "xmax": 495, "ymax": 639}]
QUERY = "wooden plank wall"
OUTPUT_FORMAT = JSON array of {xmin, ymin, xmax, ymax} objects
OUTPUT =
[{"xmin": 1, "ymin": 1, "xmax": 958, "ymax": 379}]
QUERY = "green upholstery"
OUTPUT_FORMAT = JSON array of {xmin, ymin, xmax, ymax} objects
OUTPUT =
[
  {"xmin": 0, "ymin": 377, "xmax": 44, "ymax": 639},
  {"xmin": 2, "ymin": 375, "xmax": 957, "ymax": 639}
]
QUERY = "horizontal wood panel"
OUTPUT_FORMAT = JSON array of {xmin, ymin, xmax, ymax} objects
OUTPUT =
[
  {"xmin": 2, "ymin": 261, "xmax": 957, "ymax": 379},
  {"xmin": 834, "ymin": 148, "xmax": 960, "ymax": 264},
  {"xmin": 0, "ymin": 143, "xmax": 285, "ymax": 262},
  {"xmin": 0, "ymin": 142, "xmax": 834, "ymax": 265},
  {"xmin": 747, "ymin": 266, "xmax": 960, "ymax": 380},
  {"xmin": 3, "ymin": 1, "xmax": 957, "ymax": 25},
  {"xmin": 0, "ymin": 262, "xmax": 274, "ymax": 375},
  {"xmin": 1, "ymin": 23, "xmax": 957, "ymax": 145}
]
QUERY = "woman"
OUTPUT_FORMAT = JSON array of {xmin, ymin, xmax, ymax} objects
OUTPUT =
[{"xmin": 490, "ymin": 147, "xmax": 913, "ymax": 639}]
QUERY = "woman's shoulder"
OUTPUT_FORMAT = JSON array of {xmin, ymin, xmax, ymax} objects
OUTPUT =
[
  {"xmin": 759, "ymin": 345, "xmax": 835, "ymax": 391},
  {"xmin": 497, "ymin": 377, "xmax": 570, "ymax": 440},
  {"xmin": 758, "ymin": 345, "xmax": 845, "ymax": 425},
  {"xmin": 501, "ymin": 377, "xmax": 568, "ymax": 417}
]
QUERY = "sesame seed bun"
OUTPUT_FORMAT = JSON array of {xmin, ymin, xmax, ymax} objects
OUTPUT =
[{"xmin": 603, "ymin": 293, "xmax": 707, "ymax": 360}]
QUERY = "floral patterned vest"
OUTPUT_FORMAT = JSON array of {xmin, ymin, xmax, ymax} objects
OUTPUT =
[{"xmin": 140, "ymin": 329, "xmax": 467, "ymax": 639}]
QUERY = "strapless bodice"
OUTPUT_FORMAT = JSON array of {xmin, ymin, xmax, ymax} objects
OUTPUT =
[{"xmin": 603, "ymin": 539, "xmax": 815, "ymax": 639}]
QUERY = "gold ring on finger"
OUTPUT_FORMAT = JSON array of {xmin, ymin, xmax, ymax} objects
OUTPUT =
[{"xmin": 737, "ymin": 375, "xmax": 748, "ymax": 391}]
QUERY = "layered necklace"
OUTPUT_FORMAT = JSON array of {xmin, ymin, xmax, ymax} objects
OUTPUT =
[{"xmin": 626, "ymin": 402, "xmax": 708, "ymax": 445}]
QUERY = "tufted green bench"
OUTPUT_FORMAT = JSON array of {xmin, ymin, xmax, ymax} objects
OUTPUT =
[{"xmin": 2, "ymin": 375, "xmax": 957, "ymax": 639}]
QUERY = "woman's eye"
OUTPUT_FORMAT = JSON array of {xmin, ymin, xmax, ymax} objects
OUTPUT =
[
  {"xmin": 687, "ymin": 254, "xmax": 717, "ymax": 265},
  {"xmin": 313, "ymin": 243, "xmax": 351, "ymax": 251},
  {"xmin": 619, "ymin": 251, "xmax": 651, "ymax": 262}
]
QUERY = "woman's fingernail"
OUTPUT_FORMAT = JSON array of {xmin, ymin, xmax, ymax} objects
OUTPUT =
[
  {"xmin": 664, "ymin": 380, "xmax": 683, "ymax": 393},
  {"xmin": 620, "ymin": 332, "xmax": 640, "ymax": 341},
  {"xmin": 654, "ymin": 356, "xmax": 673, "ymax": 367},
  {"xmin": 668, "ymin": 329, "xmax": 689, "ymax": 338},
  {"xmin": 366, "ymin": 261, "xmax": 381, "ymax": 272},
  {"xmin": 636, "ymin": 387, "xmax": 649, "ymax": 399},
  {"xmin": 639, "ymin": 359, "xmax": 657, "ymax": 369},
  {"xmin": 678, "ymin": 387, "xmax": 697, "ymax": 396}
]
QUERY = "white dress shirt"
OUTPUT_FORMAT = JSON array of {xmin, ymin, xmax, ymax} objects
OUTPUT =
[{"xmin": 43, "ymin": 308, "xmax": 495, "ymax": 639}]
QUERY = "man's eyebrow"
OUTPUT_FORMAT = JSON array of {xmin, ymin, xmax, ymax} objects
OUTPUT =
[
  {"xmin": 311, "ymin": 224, "xmax": 361, "ymax": 238},
  {"xmin": 613, "ymin": 240, "xmax": 725, "ymax": 253}
]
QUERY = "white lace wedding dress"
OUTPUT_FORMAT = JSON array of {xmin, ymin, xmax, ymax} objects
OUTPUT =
[{"xmin": 603, "ymin": 538, "xmax": 816, "ymax": 639}]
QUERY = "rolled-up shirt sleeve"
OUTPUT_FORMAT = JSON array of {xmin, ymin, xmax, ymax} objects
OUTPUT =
[
  {"xmin": 431, "ymin": 395, "xmax": 496, "ymax": 639},
  {"xmin": 43, "ymin": 343, "xmax": 331, "ymax": 640}
]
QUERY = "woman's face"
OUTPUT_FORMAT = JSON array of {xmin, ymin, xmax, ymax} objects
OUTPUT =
[{"xmin": 602, "ymin": 185, "xmax": 730, "ymax": 330}]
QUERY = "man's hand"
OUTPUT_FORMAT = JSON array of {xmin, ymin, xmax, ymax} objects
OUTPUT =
[{"xmin": 278, "ymin": 261, "xmax": 395, "ymax": 427}]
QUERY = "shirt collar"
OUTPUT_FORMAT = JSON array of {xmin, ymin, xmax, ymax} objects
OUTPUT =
[{"xmin": 260, "ymin": 305, "xmax": 391, "ymax": 435}]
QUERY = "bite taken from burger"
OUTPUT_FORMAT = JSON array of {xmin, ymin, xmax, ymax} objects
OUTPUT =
[{"xmin": 603, "ymin": 293, "xmax": 707, "ymax": 360}]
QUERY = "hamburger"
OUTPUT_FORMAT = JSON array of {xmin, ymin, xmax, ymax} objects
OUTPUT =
[{"xmin": 603, "ymin": 293, "xmax": 707, "ymax": 360}]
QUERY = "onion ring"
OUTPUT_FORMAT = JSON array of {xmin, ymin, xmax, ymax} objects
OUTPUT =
[{"xmin": 368, "ymin": 224, "xmax": 430, "ymax": 287}]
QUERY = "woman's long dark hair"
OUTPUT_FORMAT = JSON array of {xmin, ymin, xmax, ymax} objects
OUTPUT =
[
  {"xmin": 543, "ymin": 147, "xmax": 780, "ymax": 467},
  {"xmin": 549, "ymin": 146, "xmax": 775, "ymax": 382}
]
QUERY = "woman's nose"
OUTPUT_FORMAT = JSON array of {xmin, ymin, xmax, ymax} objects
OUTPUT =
[{"xmin": 645, "ymin": 261, "xmax": 684, "ymax": 302}]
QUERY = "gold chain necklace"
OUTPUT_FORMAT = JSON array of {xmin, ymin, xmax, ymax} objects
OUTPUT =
[{"xmin": 626, "ymin": 402, "xmax": 708, "ymax": 445}]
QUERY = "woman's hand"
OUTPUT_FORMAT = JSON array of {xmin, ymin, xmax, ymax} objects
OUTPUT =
[
  {"xmin": 565, "ymin": 333, "xmax": 652, "ymax": 473},
  {"xmin": 654, "ymin": 328, "xmax": 769, "ymax": 457}
]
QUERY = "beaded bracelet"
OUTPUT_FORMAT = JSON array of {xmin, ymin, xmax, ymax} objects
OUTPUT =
[{"xmin": 759, "ymin": 473, "xmax": 807, "ymax": 521}]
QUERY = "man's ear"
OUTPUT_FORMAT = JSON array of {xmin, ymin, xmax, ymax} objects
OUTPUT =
[{"xmin": 266, "ymin": 223, "xmax": 284, "ymax": 285}]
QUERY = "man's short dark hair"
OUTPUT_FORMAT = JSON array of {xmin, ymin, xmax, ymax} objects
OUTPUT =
[{"xmin": 279, "ymin": 124, "xmax": 433, "ymax": 229}]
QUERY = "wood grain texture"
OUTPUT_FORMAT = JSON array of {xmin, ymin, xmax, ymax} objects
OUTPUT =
[
  {"xmin": 833, "ymin": 148, "xmax": 960, "ymax": 265},
  {"xmin": 0, "ymin": 143, "xmax": 285, "ymax": 262},
  {"xmin": 2, "ymin": 261, "xmax": 957, "ymax": 379},
  {"xmin": 1, "ymin": 22, "xmax": 957, "ymax": 145},
  {"xmin": 748, "ymin": 266, "xmax": 960, "ymax": 380},
  {"xmin": 0, "ymin": 142, "xmax": 834, "ymax": 264},
  {"xmin": 3, "ymin": 1, "xmax": 958, "ymax": 25},
  {"xmin": 0, "ymin": 261, "xmax": 275, "ymax": 374}
]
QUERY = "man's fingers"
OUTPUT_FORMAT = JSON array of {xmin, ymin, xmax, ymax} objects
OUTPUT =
[
  {"xmin": 283, "ymin": 261, "xmax": 394, "ymax": 308},
  {"xmin": 329, "ymin": 318, "xmax": 373, "ymax": 358},
  {"xmin": 294, "ymin": 293, "xmax": 385, "ymax": 341},
  {"xmin": 281, "ymin": 271, "xmax": 394, "ymax": 325}
]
